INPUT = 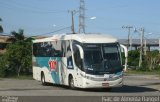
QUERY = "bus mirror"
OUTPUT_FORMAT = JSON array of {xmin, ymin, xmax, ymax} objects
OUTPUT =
[
  {"xmin": 76, "ymin": 44, "xmax": 84, "ymax": 59},
  {"xmin": 120, "ymin": 44, "xmax": 128, "ymax": 58},
  {"xmin": 120, "ymin": 44, "xmax": 128, "ymax": 71}
]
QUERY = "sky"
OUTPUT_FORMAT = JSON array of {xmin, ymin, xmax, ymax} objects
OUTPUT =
[{"xmin": 0, "ymin": 0, "xmax": 160, "ymax": 39}]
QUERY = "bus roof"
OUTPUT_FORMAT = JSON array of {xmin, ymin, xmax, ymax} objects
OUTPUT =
[{"xmin": 33, "ymin": 33, "xmax": 118, "ymax": 43}]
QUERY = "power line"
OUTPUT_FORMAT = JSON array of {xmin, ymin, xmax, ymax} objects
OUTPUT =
[
  {"xmin": 9, "ymin": 0, "xmax": 49, "ymax": 11},
  {"xmin": 0, "ymin": 0, "xmax": 67, "ymax": 14},
  {"xmin": 33, "ymin": 26, "xmax": 71, "ymax": 37}
]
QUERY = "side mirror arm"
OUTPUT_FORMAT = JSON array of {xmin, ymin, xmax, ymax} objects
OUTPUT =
[
  {"xmin": 120, "ymin": 44, "xmax": 128, "ymax": 72},
  {"xmin": 76, "ymin": 44, "xmax": 84, "ymax": 59}
]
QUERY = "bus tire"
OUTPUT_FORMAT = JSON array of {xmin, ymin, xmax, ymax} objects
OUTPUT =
[
  {"xmin": 41, "ymin": 72, "xmax": 47, "ymax": 86},
  {"xmin": 69, "ymin": 75, "xmax": 75, "ymax": 89}
]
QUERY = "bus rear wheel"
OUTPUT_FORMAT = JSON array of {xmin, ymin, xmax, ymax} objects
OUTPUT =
[
  {"xmin": 41, "ymin": 72, "xmax": 47, "ymax": 85},
  {"xmin": 69, "ymin": 76, "xmax": 75, "ymax": 89}
]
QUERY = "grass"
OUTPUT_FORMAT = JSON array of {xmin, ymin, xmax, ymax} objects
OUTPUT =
[
  {"xmin": 0, "ymin": 75, "xmax": 33, "ymax": 80},
  {"xmin": 125, "ymin": 69, "xmax": 160, "ymax": 76},
  {"xmin": 126, "ymin": 70, "xmax": 160, "ymax": 75}
]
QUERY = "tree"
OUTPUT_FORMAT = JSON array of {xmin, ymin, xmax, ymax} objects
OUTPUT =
[
  {"xmin": 144, "ymin": 51, "xmax": 160, "ymax": 71},
  {"xmin": 128, "ymin": 50, "xmax": 140, "ymax": 67},
  {"xmin": 6, "ymin": 42, "xmax": 32, "ymax": 76},
  {"xmin": 7, "ymin": 29, "xmax": 25, "ymax": 43},
  {"xmin": 4, "ymin": 29, "xmax": 33, "ymax": 77},
  {"xmin": 0, "ymin": 54, "xmax": 7, "ymax": 77},
  {"xmin": 0, "ymin": 18, "xmax": 3, "ymax": 33}
]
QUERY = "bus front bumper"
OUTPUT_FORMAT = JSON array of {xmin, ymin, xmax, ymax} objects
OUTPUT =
[{"xmin": 82, "ymin": 77, "xmax": 123, "ymax": 88}]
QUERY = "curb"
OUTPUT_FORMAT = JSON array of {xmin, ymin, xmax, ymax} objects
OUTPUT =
[{"xmin": 124, "ymin": 74, "xmax": 160, "ymax": 80}]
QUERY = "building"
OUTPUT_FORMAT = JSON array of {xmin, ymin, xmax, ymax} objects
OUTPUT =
[
  {"xmin": 119, "ymin": 39, "xmax": 159, "ymax": 51},
  {"xmin": 0, "ymin": 35, "xmax": 10, "ymax": 53},
  {"xmin": 0, "ymin": 35, "xmax": 48, "ymax": 53}
]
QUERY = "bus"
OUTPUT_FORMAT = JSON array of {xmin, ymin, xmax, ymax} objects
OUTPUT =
[{"xmin": 32, "ymin": 33, "xmax": 127, "ymax": 89}]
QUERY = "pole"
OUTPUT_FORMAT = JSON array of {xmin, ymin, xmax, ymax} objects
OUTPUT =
[
  {"xmin": 127, "ymin": 29, "xmax": 130, "ymax": 50},
  {"xmin": 144, "ymin": 39, "xmax": 147, "ymax": 55},
  {"xmin": 68, "ymin": 10, "xmax": 77, "ymax": 34},
  {"xmin": 139, "ymin": 28, "xmax": 144, "ymax": 68},
  {"xmin": 122, "ymin": 26, "xmax": 133, "ymax": 50},
  {"xmin": 71, "ymin": 11, "xmax": 75, "ymax": 34},
  {"xmin": 130, "ymin": 34, "xmax": 132, "ymax": 50},
  {"xmin": 79, "ymin": 0, "xmax": 85, "ymax": 33}
]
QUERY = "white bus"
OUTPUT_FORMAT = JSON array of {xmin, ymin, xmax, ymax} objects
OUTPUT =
[{"xmin": 32, "ymin": 33, "xmax": 127, "ymax": 89}]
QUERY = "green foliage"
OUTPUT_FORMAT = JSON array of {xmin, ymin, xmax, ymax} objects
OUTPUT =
[
  {"xmin": 0, "ymin": 29, "xmax": 33, "ymax": 77},
  {"xmin": 5, "ymin": 42, "xmax": 32, "ymax": 76},
  {"xmin": 128, "ymin": 50, "xmax": 140, "ymax": 67},
  {"xmin": 127, "ymin": 50, "xmax": 160, "ymax": 75},
  {"xmin": 0, "ymin": 54, "xmax": 7, "ymax": 77},
  {"xmin": 7, "ymin": 29, "xmax": 25, "ymax": 43},
  {"xmin": 0, "ymin": 17, "xmax": 3, "ymax": 33},
  {"xmin": 0, "ymin": 25, "xmax": 3, "ymax": 33},
  {"xmin": 142, "ymin": 50, "xmax": 160, "ymax": 71}
]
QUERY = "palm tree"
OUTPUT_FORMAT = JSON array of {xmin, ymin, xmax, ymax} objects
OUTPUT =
[
  {"xmin": 7, "ymin": 29, "xmax": 25, "ymax": 43},
  {"xmin": 6, "ymin": 29, "xmax": 33, "ymax": 77},
  {"xmin": 7, "ymin": 29, "xmax": 33, "ymax": 43},
  {"xmin": 0, "ymin": 18, "xmax": 3, "ymax": 33}
]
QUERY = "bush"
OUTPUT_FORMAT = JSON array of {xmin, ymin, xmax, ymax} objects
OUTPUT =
[
  {"xmin": 0, "ymin": 29, "xmax": 33, "ymax": 77},
  {"xmin": 4, "ymin": 41, "xmax": 32, "ymax": 77},
  {"xmin": 128, "ymin": 50, "xmax": 140, "ymax": 67},
  {"xmin": 0, "ymin": 54, "xmax": 7, "ymax": 77}
]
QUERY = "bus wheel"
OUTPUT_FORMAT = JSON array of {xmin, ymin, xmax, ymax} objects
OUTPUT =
[
  {"xmin": 41, "ymin": 72, "xmax": 47, "ymax": 85},
  {"xmin": 69, "ymin": 76, "xmax": 75, "ymax": 89}
]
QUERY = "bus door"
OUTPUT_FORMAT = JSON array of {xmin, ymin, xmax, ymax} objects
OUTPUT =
[{"xmin": 73, "ymin": 44, "xmax": 84, "ymax": 87}]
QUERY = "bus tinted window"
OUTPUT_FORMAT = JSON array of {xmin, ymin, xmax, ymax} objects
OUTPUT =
[
  {"xmin": 33, "ymin": 42, "xmax": 53, "ymax": 57},
  {"xmin": 33, "ymin": 40, "xmax": 71, "ymax": 57},
  {"xmin": 33, "ymin": 42, "xmax": 62, "ymax": 57}
]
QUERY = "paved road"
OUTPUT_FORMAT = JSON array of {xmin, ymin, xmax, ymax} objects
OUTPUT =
[{"xmin": 0, "ymin": 75, "xmax": 160, "ymax": 102}]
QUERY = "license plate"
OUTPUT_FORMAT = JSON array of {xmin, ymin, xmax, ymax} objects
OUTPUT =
[{"xmin": 102, "ymin": 83, "xmax": 109, "ymax": 87}]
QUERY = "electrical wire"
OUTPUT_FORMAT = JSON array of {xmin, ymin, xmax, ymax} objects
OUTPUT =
[
  {"xmin": 0, "ymin": 0, "xmax": 67, "ymax": 14},
  {"xmin": 33, "ymin": 26, "xmax": 71, "ymax": 37}
]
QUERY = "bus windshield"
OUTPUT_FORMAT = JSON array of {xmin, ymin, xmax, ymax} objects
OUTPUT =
[{"xmin": 83, "ymin": 43, "xmax": 122, "ymax": 75}]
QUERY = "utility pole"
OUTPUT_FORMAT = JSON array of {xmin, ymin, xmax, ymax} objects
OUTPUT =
[
  {"xmin": 79, "ymin": 0, "xmax": 85, "ymax": 33},
  {"xmin": 68, "ymin": 10, "xmax": 77, "ymax": 34},
  {"xmin": 130, "ymin": 35, "xmax": 132, "ymax": 50},
  {"xmin": 122, "ymin": 26, "xmax": 133, "ymax": 50},
  {"xmin": 122, "ymin": 26, "xmax": 132, "ymax": 71},
  {"xmin": 144, "ymin": 39, "xmax": 147, "ymax": 55},
  {"xmin": 139, "ymin": 28, "xmax": 145, "ymax": 68}
]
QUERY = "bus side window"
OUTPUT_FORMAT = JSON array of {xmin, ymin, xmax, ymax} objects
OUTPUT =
[
  {"xmin": 67, "ymin": 56, "xmax": 73, "ymax": 69},
  {"xmin": 33, "ymin": 43, "xmax": 42, "ymax": 57},
  {"xmin": 51, "ymin": 41, "xmax": 63, "ymax": 57}
]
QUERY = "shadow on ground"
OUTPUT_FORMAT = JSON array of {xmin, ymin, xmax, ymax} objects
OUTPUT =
[
  {"xmin": 79, "ymin": 85, "xmax": 159, "ymax": 93},
  {"xmin": 51, "ymin": 84, "xmax": 159, "ymax": 93},
  {"xmin": 0, "ymin": 83, "xmax": 159, "ymax": 93}
]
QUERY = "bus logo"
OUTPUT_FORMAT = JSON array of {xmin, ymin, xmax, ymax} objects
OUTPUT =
[{"xmin": 48, "ymin": 59, "xmax": 57, "ymax": 72}]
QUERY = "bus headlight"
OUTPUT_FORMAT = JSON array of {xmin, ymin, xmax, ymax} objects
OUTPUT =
[
  {"xmin": 80, "ymin": 73, "xmax": 123, "ymax": 81},
  {"xmin": 80, "ymin": 73, "xmax": 94, "ymax": 80}
]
